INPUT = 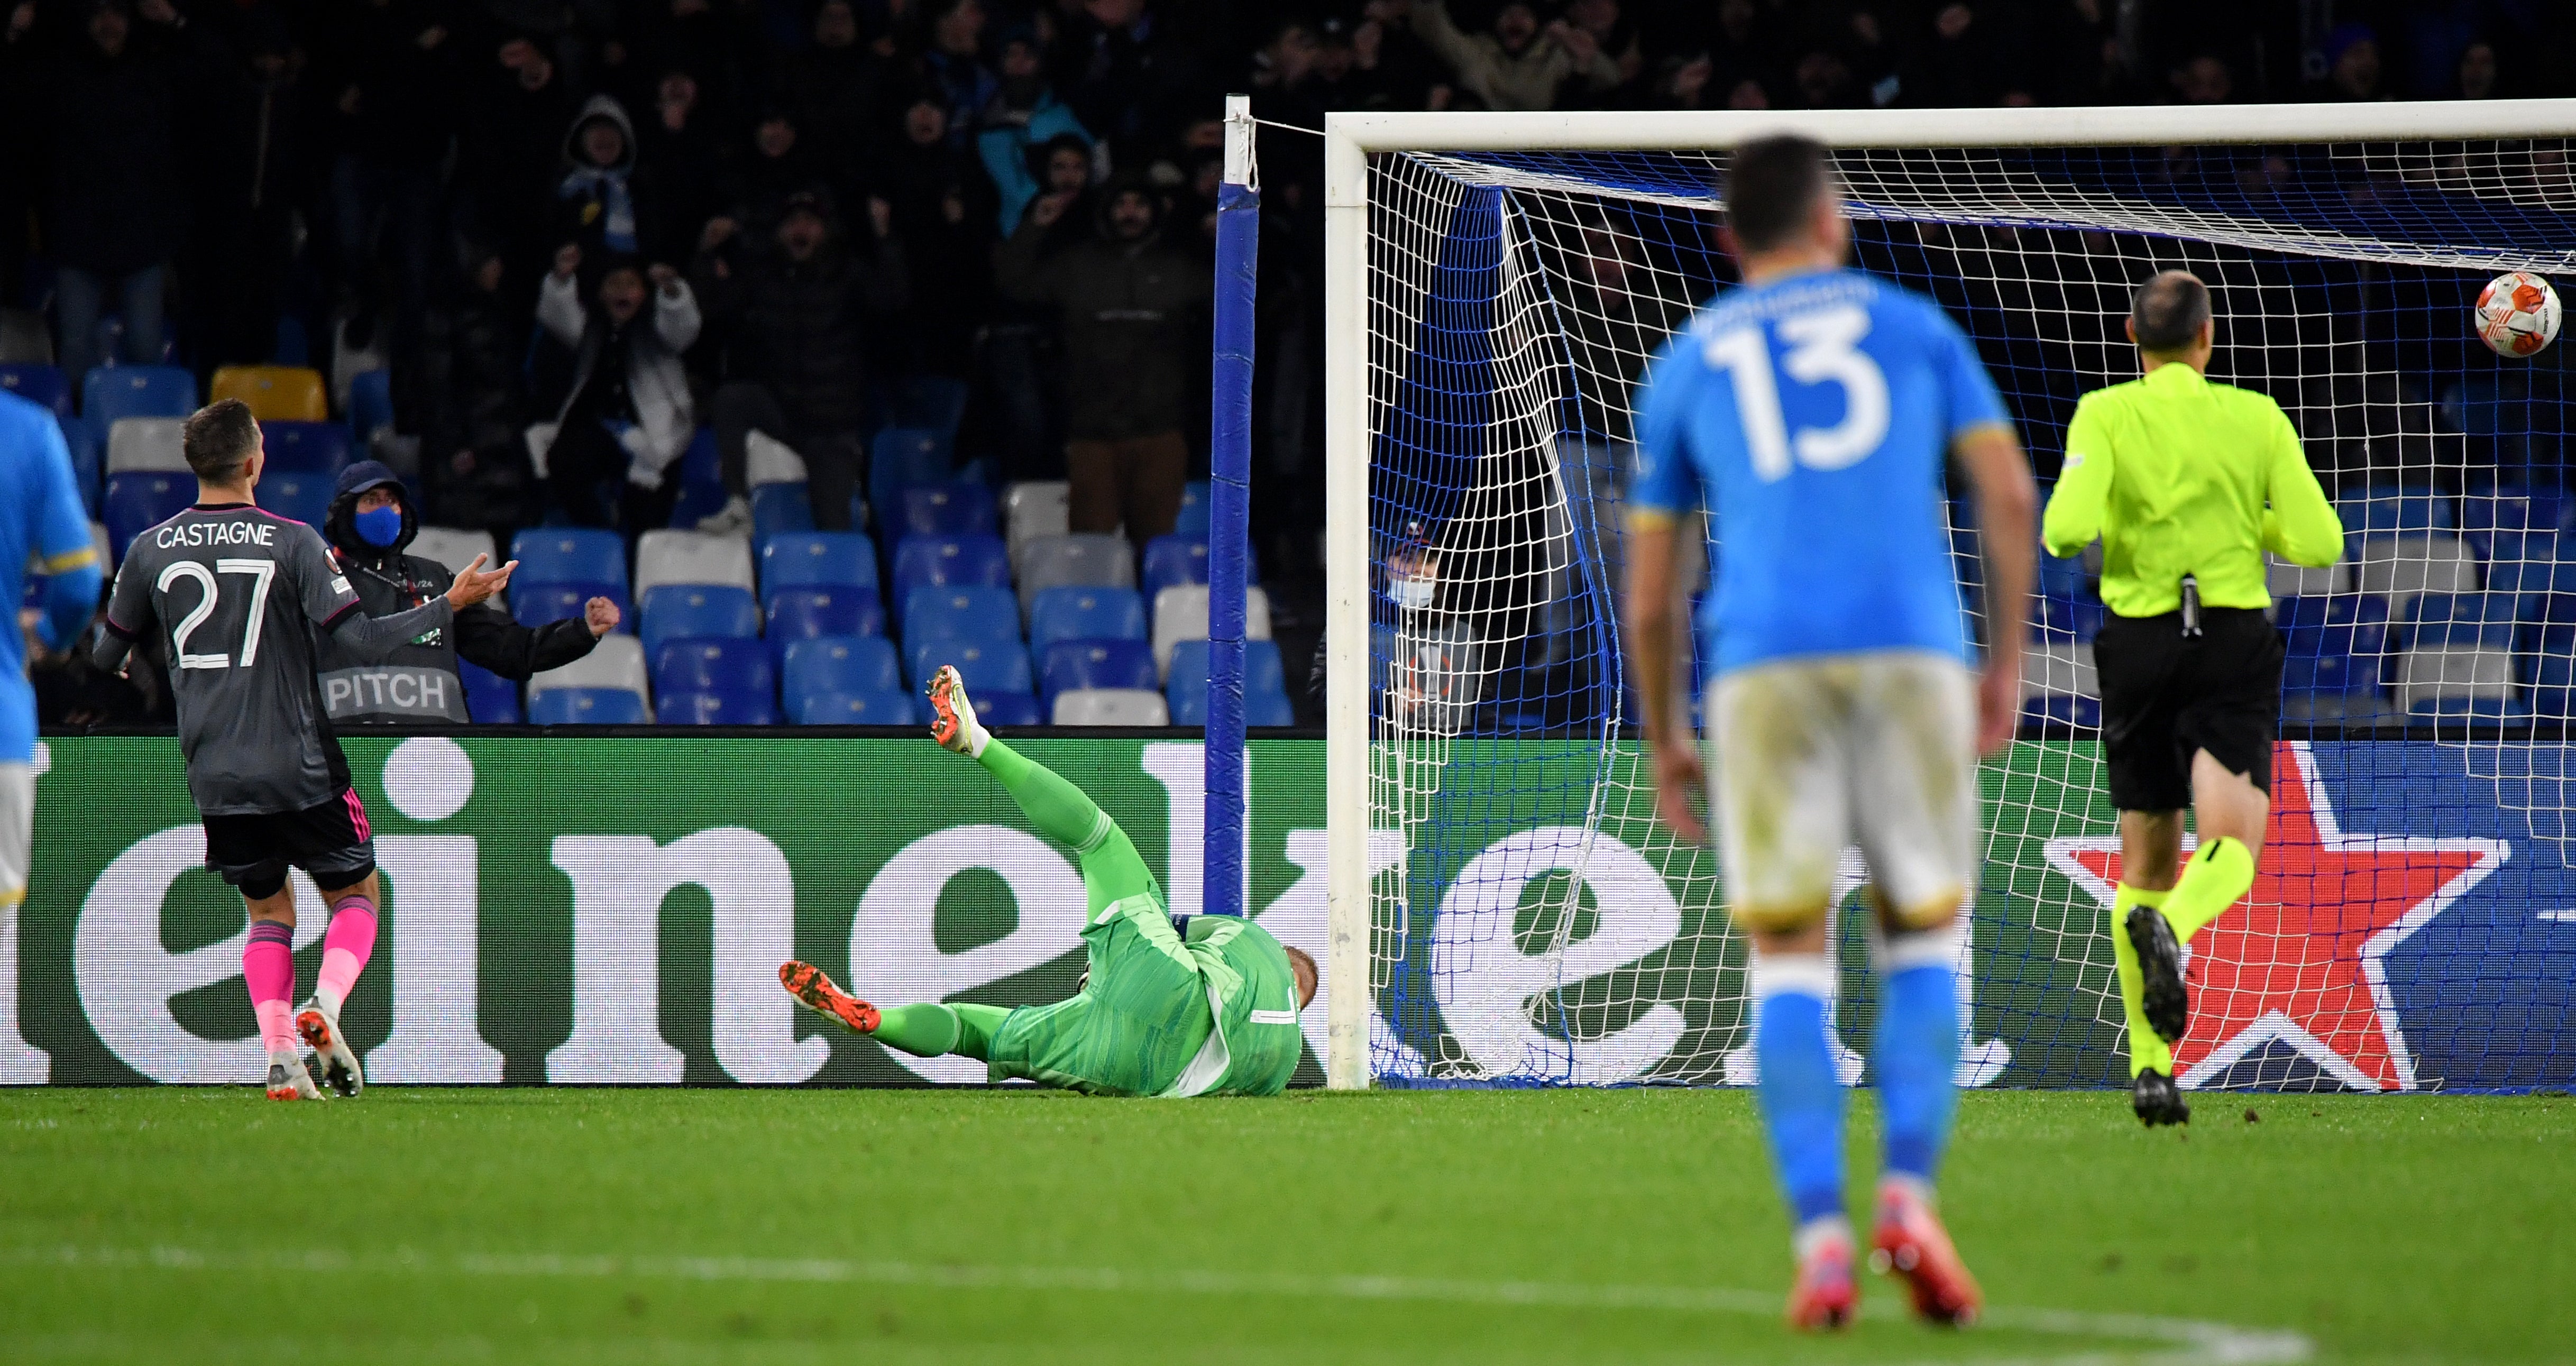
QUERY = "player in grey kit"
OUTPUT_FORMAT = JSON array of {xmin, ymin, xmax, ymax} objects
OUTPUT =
[{"xmin": 89, "ymin": 400, "xmax": 514, "ymax": 1099}]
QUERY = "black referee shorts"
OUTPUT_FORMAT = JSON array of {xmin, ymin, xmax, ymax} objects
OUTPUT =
[
  {"xmin": 203, "ymin": 789, "xmax": 378, "ymax": 900},
  {"xmin": 2092, "ymin": 607, "xmax": 2284, "ymax": 813}
]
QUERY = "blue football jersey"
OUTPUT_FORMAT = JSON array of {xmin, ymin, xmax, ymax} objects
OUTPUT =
[
  {"xmin": 1, "ymin": 390, "xmax": 100, "ymax": 764},
  {"xmin": 1629, "ymin": 268, "xmax": 2011, "ymax": 676}
]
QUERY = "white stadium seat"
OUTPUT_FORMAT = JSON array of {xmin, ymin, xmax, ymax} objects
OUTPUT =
[
  {"xmin": 1052, "ymin": 688, "xmax": 1170, "ymax": 726},
  {"xmin": 1004, "ymin": 480, "xmax": 1069, "ymax": 567},
  {"xmin": 1016, "ymin": 533, "xmax": 1135, "ymax": 610},
  {"xmin": 528, "ymin": 633, "xmax": 648, "ymax": 701},
  {"xmin": 1151, "ymin": 584, "xmax": 1272, "ymax": 680},
  {"xmin": 105, "ymin": 417, "xmax": 188, "ymax": 473},
  {"xmin": 411, "ymin": 526, "xmax": 498, "ymax": 575},
  {"xmin": 636, "ymin": 529, "xmax": 755, "ymax": 595}
]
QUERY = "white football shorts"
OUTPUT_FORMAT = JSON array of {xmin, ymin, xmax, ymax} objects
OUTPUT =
[{"xmin": 1704, "ymin": 651, "xmax": 1978, "ymax": 932}]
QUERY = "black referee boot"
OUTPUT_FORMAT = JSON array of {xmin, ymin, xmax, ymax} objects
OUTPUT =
[
  {"xmin": 2125, "ymin": 904, "xmax": 2190, "ymax": 1043},
  {"xmin": 2132, "ymin": 1068, "xmax": 2190, "ymax": 1127}
]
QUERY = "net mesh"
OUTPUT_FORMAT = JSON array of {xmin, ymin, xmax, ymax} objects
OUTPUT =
[{"xmin": 1361, "ymin": 137, "xmax": 2576, "ymax": 1092}]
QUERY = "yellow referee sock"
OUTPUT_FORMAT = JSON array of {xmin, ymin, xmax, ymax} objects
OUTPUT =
[
  {"xmin": 2110, "ymin": 884, "xmax": 2173, "ymax": 1078},
  {"xmin": 2162, "ymin": 836, "xmax": 2254, "ymax": 943}
]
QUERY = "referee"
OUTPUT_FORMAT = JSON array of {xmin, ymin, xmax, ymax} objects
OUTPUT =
[{"xmin": 2041, "ymin": 270, "xmax": 2344, "ymax": 1127}]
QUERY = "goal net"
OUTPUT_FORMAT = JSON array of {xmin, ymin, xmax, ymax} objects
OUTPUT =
[{"xmin": 1325, "ymin": 107, "xmax": 2576, "ymax": 1094}]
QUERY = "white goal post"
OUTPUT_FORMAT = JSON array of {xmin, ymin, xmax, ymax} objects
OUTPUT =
[{"xmin": 1320, "ymin": 99, "xmax": 2576, "ymax": 1092}]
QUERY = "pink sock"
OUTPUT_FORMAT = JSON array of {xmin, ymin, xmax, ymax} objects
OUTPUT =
[
  {"xmin": 243, "ymin": 921, "xmax": 297, "ymax": 1056},
  {"xmin": 315, "ymin": 896, "xmax": 378, "ymax": 1015}
]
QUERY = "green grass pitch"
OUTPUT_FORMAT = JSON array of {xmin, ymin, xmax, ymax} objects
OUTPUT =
[{"xmin": 3, "ymin": 1087, "xmax": 2569, "ymax": 1364}]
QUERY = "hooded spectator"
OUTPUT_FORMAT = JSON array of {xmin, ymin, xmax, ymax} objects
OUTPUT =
[
  {"xmin": 7, "ymin": 0, "xmax": 214, "ymax": 383},
  {"xmin": 692, "ymin": 187, "xmax": 908, "ymax": 534},
  {"xmin": 555, "ymin": 94, "xmax": 665, "ymax": 264},
  {"xmin": 976, "ymin": 23, "xmax": 1088, "ymax": 235},
  {"xmin": 997, "ymin": 171, "xmax": 1210, "ymax": 545},
  {"xmin": 1391, "ymin": 0, "xmax": 1622, "ymax": 113},
  {"xmin": 317, "ymin": 461, "xmax": 613, "ymax": 724},
  {"xmin": 535, "ymin": 244, "xmax": 702, "ymax": 533}
]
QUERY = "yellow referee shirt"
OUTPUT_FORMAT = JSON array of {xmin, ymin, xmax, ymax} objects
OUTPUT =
[{"xmin": 2040, "ymin": 363, "xmax": 2344, "ymax": 618}]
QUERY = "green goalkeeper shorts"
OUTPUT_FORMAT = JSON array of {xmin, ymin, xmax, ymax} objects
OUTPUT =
[{"xmin": 985, "ymin": 809, "xmax": 1217, "ymax": 1096}]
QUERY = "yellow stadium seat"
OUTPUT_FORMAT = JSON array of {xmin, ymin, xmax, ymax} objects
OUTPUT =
[{"xmin": 209, "ymin": 364, "xmax": 329, "ymax": 422}]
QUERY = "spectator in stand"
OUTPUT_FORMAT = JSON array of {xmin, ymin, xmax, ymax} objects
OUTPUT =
[
  {"xmin": 461, "ymin": 34, "xmax": 575, "ymax": 283},
  {"xmin": 997, "ymin": 172, "xmax": 1208, "ymax": 547},
  {"xmin": 1560, "ymin": 0, "xmax": 1643, "ymax": 107},
  {"xmin": 6, "ymin": 0, "xmax": 210, "ymax": 384},
  {"xmin": 316, "ymin": 0, "xmax": 454, "ymax": 368},
  {"xmin": 554, "ymin": 95, "xmax": 666, "ymax": 265},
  {"xmin": 420, "ymin": 243, "xmax": 539, "ymax": 531},
  {"xmin": 719, "ymin": 104, "xmax": 836, "ymax": 249},
  {"xmin": 1054, "ymin": 0, "xmax": 1206, "ymax": 167},
  {"xmin": 1909, "ymin": 2, "xmax": 2029, "ymax": 107},
  {"xmin": 780, "ymin": 0, "xmax": 887, "ymax": 175},
  {"xmin": 977, "ymin": 23, "xmax": 1088, "ymax": 236},
  {"xmin": 881, "ymin": 91, "xmax": 996, "ymax": 387},
  {"xmin": 2172, "ymin": 52, "xmax": 2234, "ymax": 104},
  {"xmin": 2454, "ymin": 40, "xmax": 2500, "ymax": 100},
  {"xmin": 912, "ymin": 0, "xmax": 994, "ymax": 154},
  {"xmin": 693, "ymin": 189, "xmax": 908, "ymax": 535},
  {"xmin": 2320, "ymin": 23, "xmax": 2387, "ymax": 102},
  {"xmin": 182, "ymin": 6, "xmax": 304, "ymax": 370},
  {"xmin": 536, "ymin": 244, "xmax": 701, "ymax": 534},
  {"xmin": 983, "ymin": 129, "xmax": 1093, "ymax": 482},
  {"xmin": 1390, "ymin": 0, "xmax": 1622, "ymax": 113},
  {"xmin": 639, "ymin": 69, "xmax": 733, "ymax": 267}
]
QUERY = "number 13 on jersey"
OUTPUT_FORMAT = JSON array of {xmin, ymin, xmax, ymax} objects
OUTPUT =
[{"xmin": 1702, "ymin": 304, "xmax": 1891, "ymax": 482}]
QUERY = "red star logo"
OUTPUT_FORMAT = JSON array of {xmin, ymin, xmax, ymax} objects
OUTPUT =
[{"xmin": 2044, "ymin": 741, "xmax": 2508, "ymax": 1092}]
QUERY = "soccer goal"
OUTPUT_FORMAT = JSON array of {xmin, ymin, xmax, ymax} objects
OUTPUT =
[{"xmin": 1319, "ymin": 102, "xmax": 2576, "ymax": 1094}]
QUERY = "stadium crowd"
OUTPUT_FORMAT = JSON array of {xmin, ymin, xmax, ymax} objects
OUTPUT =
[{"xmin": 5, "ymin": 0, "xmax": 2571, "ymax": 726}]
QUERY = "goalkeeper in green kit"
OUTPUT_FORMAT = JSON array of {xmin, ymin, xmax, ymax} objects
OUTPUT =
[{"xmin": 781, "ymin": 665, "xmax": 1316, "ymax": 1096}]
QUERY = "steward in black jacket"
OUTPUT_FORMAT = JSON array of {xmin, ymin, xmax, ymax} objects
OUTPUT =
[{"xmin": 315, "ymin": 461, "xmax": 612, "ymax": 723}]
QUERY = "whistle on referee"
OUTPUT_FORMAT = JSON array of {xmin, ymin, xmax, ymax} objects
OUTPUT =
[{"xmin": 2179, "ymin": 574, "xmax": 2203, "ymax": 638}]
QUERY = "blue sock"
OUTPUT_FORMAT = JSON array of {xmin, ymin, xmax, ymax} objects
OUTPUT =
[
  {"xmin": 1753, "ymin": 953, "xmax": 1846, "ymax": 1228},
  {"xmin": 1875, "ymin": 924, "xmax": 1964, "ymax": 1186}
]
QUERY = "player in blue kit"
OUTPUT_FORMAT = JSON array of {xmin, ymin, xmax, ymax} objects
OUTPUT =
[
  {"xmin": 1623, "ymin": 136, "xmax": 2038, "ymax": 1330},
  {"xmin": 2, "ymin": 389, "xmax": 104, "ymax": 1084}
]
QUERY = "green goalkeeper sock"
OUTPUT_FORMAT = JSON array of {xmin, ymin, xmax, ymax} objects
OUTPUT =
[
  {"xmin": 870, "ymin": 1002, "xmax": 1012, "ymax": 1060},
  {"xmin": 977, "ymin": 739, "xmax": 1112, "ymax": 852},
  {"xmin": 2162, "ymin": 836, "xmax": 2255, "ymax": 943},
  {"xmin": 2110, "ymin": 883, "xmax": 2174, "ymax": 1079}
]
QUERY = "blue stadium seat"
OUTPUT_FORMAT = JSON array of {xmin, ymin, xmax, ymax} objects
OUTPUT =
[
  {"xmin": 895, "ymin": 481, "xmax": 998, "ymax": 538},
  {"xmin": 784, "ymin": 636, "xmax": 903, "ymax": 707},
  {"xmin": 81, "ymin": 364, "xmax": 195, "ymax": 424},
  {"xmin": 2342, "ymin": 487, "xmax": 2454, "ymax": 536},
  {"xmin": 1140, "ymin": 535, "xmax": 1261, "ymax": 598},
  {"xmin": 891, "ymin": 533, "xmax": 1012, "ymax": 610},
  {"xmin": 529, "ymin": 686, "xmax": 648, "ymax": 725},
  {"xmin": 975, "ymin": 690, "xmax": 1042, "ymax": 727},
  {"xmin": 2032, "ymin": 595, "xmax": 2107, "ymax": 643},
  {"xmin": 870, "ymin": 427, "xmax": 955, "ymax": 517},
  {"xmin": 1174, "ymin": 480, "xmax": 1211, "ymax": 536},
  {"xmin": 2280, "ymin": 594, "xmax": 2389, "ymax": 716},
  {"xmin": 799, "ymin": 690, "xmax": 919, "ymax": 726},
  {"xmin": 2527, "ymin": 626, "xmax": 2576, "ymax": 718},
  {"xmin": 909, "ymin": 637, "xmax": 1033, "ymax": 693},
  {"xmin": 654, "ymin": 637, "xmax": 775, "ymax": 700},
  {"xmin": 1040, "ymin": 638, "xmax": 1157, "ymax": 702},
  {"xmin": 60, "ymin": 413, "xmax": 101, "ymax": 514},
  {"xmin": 657, "ymin": 689, "xmax": 778, "ymax": 725},
  {"xmin": 767, "ymin": 589, "xmax": 885, "ymax": 668},
  {"xmin": 256, "ymin": 471, "xmax": 333, "ymax": 528},
  {"xmin": 513, "ymin": 581, "xmax": 635, "ymax": 634},
  {"xmin": 514, "ymin": 528, "xmax": 627, "ymax": 588},
  {"xmin": 1028, "ymin": 586, "xmax": 1148, "ymax": 651},
  {"xmin": 639, "ymin": 584, "xmax": 761, "ymax": 655},
  {"xmin": 102, "ymin": 472, "xmax": 191, "ymax": 554},
  {"xmin": 2021, "ymin": 695, "xmax": 2102, "ymax": 729},
  {"xmin": 2479, "ymin": 529, "xmax": 2573, "ymax": 605},
  {"xmin": 1165, "ymin": 639, "xmax": 1288, "ymax": 702},
  {"xmin": 2400, "ymin": 591, "xmax": 2517, "ymax": 650},
  {"xmin": 890, "ymin": 374, "xmax": 970, "ymax": 433},
  {"xmin": 669, "ymin": 426, "xmax": 729, "ymax": 528},
  {"xmin": 262, "ymin": 420, "xmax": 351, "ymax": 475},
  {"xmin": 759, "ymin": 531, "xmax": 878, "ymax": 604},
  {"xmin": 751, "ymin": 482, "xmax": 815, "ymax": 543},
  {"xmin": 458, "ymin": 659, "xmax": 521, "ymax": 723},
  {"xmin": 0, "ymin": 363, "xmax": 69, "ymax": 416},
  {"xmin": 347, "ymin": 369, "xmax": 395, "ymax": 445},
  {"xmin": 1246, "ymin": 690, "xmax": 1295, "ymax": 727},
  {"xmin": 901, "ymin": 585, "xmax": 1022, "ymax": 652}
]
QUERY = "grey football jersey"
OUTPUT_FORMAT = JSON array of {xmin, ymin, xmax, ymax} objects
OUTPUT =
[{"xmin": 98, "ymin": 502, "xmax": 452, "ymax": 815}]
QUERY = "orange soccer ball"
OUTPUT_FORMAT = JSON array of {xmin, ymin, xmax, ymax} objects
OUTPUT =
[{"xmin": 2473, "ymin": 271, "xmax": 2561, "ymax": 357}]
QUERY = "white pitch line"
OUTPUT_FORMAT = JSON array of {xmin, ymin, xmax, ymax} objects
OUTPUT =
[{"xmin": 5, "ymin": 1244, "xmax": 2311, "ymax": 1365}]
